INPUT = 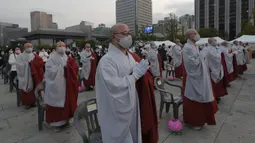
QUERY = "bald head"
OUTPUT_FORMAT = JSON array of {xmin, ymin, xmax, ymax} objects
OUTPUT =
[
  {"xmin": 175, "ymin": 39, "xmax": 180, "ymax": 43},
  {"xmin": 56, "ymin": 41, "xmax": 66, "ymax": 49},
  {"xmin": 111, "ymin": 23, "xmax": 128, "ymax": 35},
  {"xmin": 208, "ymin": 38, "xmax": 217, "ymax": 46},
  {"xmin": 24, "ymin": 43, "xmax": 32, "ymax": 49},
  {"xmin": 221, "ymin": 41, "xmax": 228, "ymax": 47},
  {"xmin": 186, "ymin": 29, "xmax": 199, "ymax": 42},
  {"xmin": 110, "ymin": 23, "xmax": 132, "ymax": 49}
]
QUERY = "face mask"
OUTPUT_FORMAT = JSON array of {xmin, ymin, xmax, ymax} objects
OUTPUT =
[
  {"xmin": 57, "ymin": 47, "xmax": 66, "ymax": 54},
  {"xmin": 15, "ymin": 50, "xmax": 21, "ymax": 54},
  {"xmin": 9, "ymin": 50, "xmax": 13, "ymax": 54},
  {"xmin": 25, "ymin": 48, "xmax": 33, "ymax": 53},
  {"xmin": 116, "ymin": 35, "xmax": 132, "ymax": 49},
  {"xmin": 193, "ymin": 34, "xmax": 200, "ymax": 41}
]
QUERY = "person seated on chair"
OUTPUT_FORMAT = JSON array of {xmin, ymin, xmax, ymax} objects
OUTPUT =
[
  {"xmin": 44, "ymin": 41, "xmax": 79, "ymax": 132},
  {"xmin": 16, "ymin": 43, "xmax": 44, "ymax": 109}
]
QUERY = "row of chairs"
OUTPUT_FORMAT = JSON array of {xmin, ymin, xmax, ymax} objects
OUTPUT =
[{"xmin": 17, "ymin": 76, "xmax": 182, "ymax": 143}]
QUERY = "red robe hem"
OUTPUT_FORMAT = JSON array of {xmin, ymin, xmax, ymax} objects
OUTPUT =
[
  {"xmin": 211, "ymin": 79, "xmax": 228, "ymax": 98},
  {"xmin": 46, "ymin": 56, "xmax": 78, "ymax": 123},
  {"xmin": 182, "ymin": 65, "xmax": 218, "ymax": 127},
  {"xmin": 83, "ymin": 50, "xmax": 97, "ymax": 87},
  {"xmin": 175, "ymin": 63, "xmax": 183, "ymax": 78}
]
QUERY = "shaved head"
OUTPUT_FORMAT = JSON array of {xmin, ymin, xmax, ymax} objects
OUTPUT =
[
  {"xmin": 208, "ymin": 38, "xmax": 217, "ymax": 46},
  {"xmin": 186, "ymin": 29, "xmax": 197, "ymax": 39},
  {"xmin": 24, "ymin": 43, "xmax": 32, "ymax": 49},
  {"xmin": 110, "ymin": 23, "xmax": 128, "ymax": 35},
  {"xmin": 56, "ymin": 41, "xmax": 66, "ymax": 48}
]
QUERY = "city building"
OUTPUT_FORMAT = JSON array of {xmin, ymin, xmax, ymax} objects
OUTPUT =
[
  {"xmin": 30, "ymin": 11, "xmax": 53, "ymax": 31},
  {"xmin": 93, "ymin": 24, "xmax": 111, "ymax": 37},
  {"xmin": 179, "ymin": 14, "xmax": 195, "ymax": 32},
  {"xmin": 195, "ymin": 0, "xmax": 255, "ymax": 39},
  {"xmin": 3, "ymin": 26, "xmax": 28, "ymax": 45},
  {"xmin": 98, "ymin": 23, "xmax": 106, "ymax": 27},
  {"xmin": 65, "ymin": 21, "xmax": 93, "ymax": 39},
  {"xmin": 116, "ymin": 0, "xmax": 152, "ymax": 35},
  {"xmin": 51, "ymin": 22, "xmax": 58, "ymax": 29},
  {"xmin": 0, "ymin": 22, "xmax": 28, "ymax": 46}
]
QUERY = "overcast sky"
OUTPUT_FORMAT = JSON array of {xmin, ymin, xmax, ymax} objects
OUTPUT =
[{"xmin": 0, "ymin": 0, "xmax": 194, "ymax": 30}]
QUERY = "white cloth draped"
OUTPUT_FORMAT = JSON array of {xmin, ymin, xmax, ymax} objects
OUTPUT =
[
  {"xmin": 96, "ymin": 43, "xmax": 141, "ymax": 143},
  {"xmin": 172, "ymin": 45, "xmax": 182, "ymax": 67},
  {"xmin": 44, "ymin": 52, "xmax": 67, "ymax": 108},
  {"xmin": 148, "ymin": 49, "xmax": 160, "ymax": 77},
  {"xmin": 220, "ymin": 46, "xmax": 234, "ymax": 73},
  {"xmin": 80, "ymin": 50, "xmax": 92, "ymax": 80},
  {"xmin": 39, "ymin": 51, "xmax": 49, "ymax": 62},
  {"xmin": 203, "ymin": 45, "xmax": 224, "ymax": 83},
  {"xmin": 16, "ymin": 53, "xmax": 35, "ymax": 92},
  {"xmin": 182, "ymin": 41, "xmax": 214, "ymax": 103}
]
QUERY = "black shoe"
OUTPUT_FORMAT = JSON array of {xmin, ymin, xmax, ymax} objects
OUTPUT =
[{"xmin": 216, "ymin": 98, "xmax": 221, "ymax": 104}]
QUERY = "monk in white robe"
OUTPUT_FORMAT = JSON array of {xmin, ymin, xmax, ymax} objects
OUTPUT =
[
  {"xmin": 96, "ymin": 23, "xmax": 158, "ymax": 143},
  {"xmin": 202, "ymin": 38, "xmax": 228, "ymax": 102},
  {"xmin": 182, "ymin": 30, "xmax": 218, "ymax": 130},
  {"xmin": 80, "ymin": 43, "xmax": 97, "ymax": 90},
  {"xmin": 220, "ymin": 42, "xmax": 236, "ymax": 83},
  {"xmin": 16, "ymin": 43, "xmax": 44, "ymax": 109},
  {"xmin": 44, "ymin": 42, "xmax": 79, "ymax": 132},
  {"xmin": 141, "ymin": 44, "xmax": 160, "ymax": 77},
  {"xmin": 231, "ymin": 41, "xmax": 248, "ymax": 75},
  {"xmin": 172, "ymin": 39, "xmax": 183, "ymax": 78}
]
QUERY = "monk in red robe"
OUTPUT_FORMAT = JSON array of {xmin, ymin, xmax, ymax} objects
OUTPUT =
[
  {"xmin": 80, "ymin": 44, "xmax": 97, "ymax": 91},
  {"xmin": 173, "ymin": 39, "xmax": 183, "ymax": 78},
  {"xmin": 16, "ymin": 43, "xmax": 44, "ymax": 109},
  {"xmin": 44, "ymin": 41, "xmax": 79, "ymax": 132},
  {"xmin": 95, "ymin": 23, "xmax": 158, "ymax": 143},
  {"xmin": 201, "ymin": 38, "xmax": 228, "ymax": 103},
  {"xmin": 182, "ymin": 30, "xmax": 218, "ymax": 130}
]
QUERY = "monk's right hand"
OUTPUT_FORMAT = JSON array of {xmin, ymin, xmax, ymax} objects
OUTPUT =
[{"xmin": 132, "ymin": 59, "xmax": 150, "ymax": 80}]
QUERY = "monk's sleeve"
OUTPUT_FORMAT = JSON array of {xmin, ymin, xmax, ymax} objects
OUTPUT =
[
  {"xmin": 96, "ymin": 60, "xmax": 137, "ymax": 115},
  {"xmin": 45, "ymin": 59, "xmax": 61, "ymax": 81}
]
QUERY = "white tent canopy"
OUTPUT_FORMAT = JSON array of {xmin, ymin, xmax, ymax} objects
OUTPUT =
[
  {"xmin": 229, "ymin": 35, "xmax": 255, "ymax": 44},
  {"xmin": 196, "ymin": 37, "xmax": 225, "ymax": 46},
  {"xmin": 153, "ymin": 40, "xmax": 176, "ymax": 47}
]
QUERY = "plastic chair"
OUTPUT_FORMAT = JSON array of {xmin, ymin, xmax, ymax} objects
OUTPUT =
[
  {"xmin": 34, "ymin": 81, "xmax": 46, "ymax": 131},
  {"xmin": 73, "ymin": 98, "xmax": 102, "ymax": 143},
  {"xmin": 154, "ymin": 77, "xmax": 183, "ymax": 119}
]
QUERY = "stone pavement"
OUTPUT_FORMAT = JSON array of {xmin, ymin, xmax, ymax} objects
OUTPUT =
[{"xmin": 0, "ymin": 61, "xmax": 255, "ymax": 143}]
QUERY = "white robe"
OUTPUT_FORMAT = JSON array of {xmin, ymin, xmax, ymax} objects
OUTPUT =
[
  {"xmin": 220, "ymin": 46, "xmax": 234, "ymax": 74},
  {"xmin": 148, "ymin": 49, "xmax": 160, "ymax": 77},
  {"xmin": 203, "ymin": 45, "xmax": 224, "ymax": 83},
  {"xmin": 232, "ymin": 45, "xmax": 246, "ymax": 65},
  {"xmin": 183, "ymin": 40, "xmax": 214, "ymax": 103},
  {"xmin": 16, "ymin": 52, "xmax": 35, "ymax": 92},
  {"xmin": 172, "ymin": 45, "xmax": 182, "ymax": 67},
  {"xmin": 44, "ymin": 52, "xmax": 67, "ymax": 108},
  {"xmin": 80, "ymin": 50, "xmax": 92, "ymax": 80},
  {"xmin": 96, "ymin": 43, "xmax": 141, "ymax": 143}
]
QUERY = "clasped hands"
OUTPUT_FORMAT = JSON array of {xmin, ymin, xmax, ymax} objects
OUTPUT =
[{"xmin": 132, "ymin": 59, "xmax": 150, "ymax": 80}]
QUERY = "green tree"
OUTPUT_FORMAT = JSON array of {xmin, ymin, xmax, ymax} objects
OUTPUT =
[
  {"xmin": 164, "ymin": 13, "xmax": 181, "ymax": 41},
  {"xmin": 198, "ymin": 28, "xmax": 219, "ymax": 37}
]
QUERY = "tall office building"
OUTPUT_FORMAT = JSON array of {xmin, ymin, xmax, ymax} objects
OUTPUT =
[
  {"xmin": 195, "ymin": 0, "xmax": 255, "ymax": 39},
  {"xmin": 30, "ymin": 11, "xmax": 53, "ymax": 31},
  {"xmin": 116, "ymin": 0, "xmax": 152, "ymax": 35}
]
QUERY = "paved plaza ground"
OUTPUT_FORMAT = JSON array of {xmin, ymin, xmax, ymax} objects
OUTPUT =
[{"xmin": 0, "ymin": 61, "xmax": 255, "ymax": 143}]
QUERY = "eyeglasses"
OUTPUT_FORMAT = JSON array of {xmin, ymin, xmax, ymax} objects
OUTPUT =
[{"xmin": 113, "ymin": 31, "xmax": 132, "ymax": 36}]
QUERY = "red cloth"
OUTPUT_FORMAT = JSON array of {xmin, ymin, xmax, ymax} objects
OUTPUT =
[
  {"xmin": 221, "ymin": 53, "xmax": 230, "ymax": 86},
  {"xmin": 175, "ymin": 63, "xmax": 183, "ymax": 78},
  {"xmin": 211, "ymin": 79, "xmax": 228, "ymax": 98},
  {"xmin": 46, "ymin": 56, "xmax": 79, "ymax": 123},
  {"xmin": 83, "ymin": 50, "xmax": 97, "ymax": 87},
  {"xmin": 130, "ymin": 52, "xmax": 158, "ymax": 143},
  {"xmin": 232, "ymin": 55, "xmax": 238, "ymax": 78},
  {"xmin": 21, "ymin": 54, "xmax": 44, "ymax": 105},
  {"xmin": 157, "ymin": 54, "xmax": 162, "ymax": 77},
  {"xmin": 182, "ymin": 65, "xmax": 218, "ymax": 127}
]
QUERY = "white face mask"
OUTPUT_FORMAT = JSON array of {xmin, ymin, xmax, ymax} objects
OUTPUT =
[
  {"xmin": 25, "ymin": 48, "xmax": 33, "ymax": 53},
  {"xmin": 193, "ymin": 34, "xmax": 200, "ymax": 42},
  {"xmin": 116, "ymin": 35, "xmax": 133, "ymax": 49},
  {"xmin": 57, "ymin": 47, "xmax": 66, "ymax": 54}
]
